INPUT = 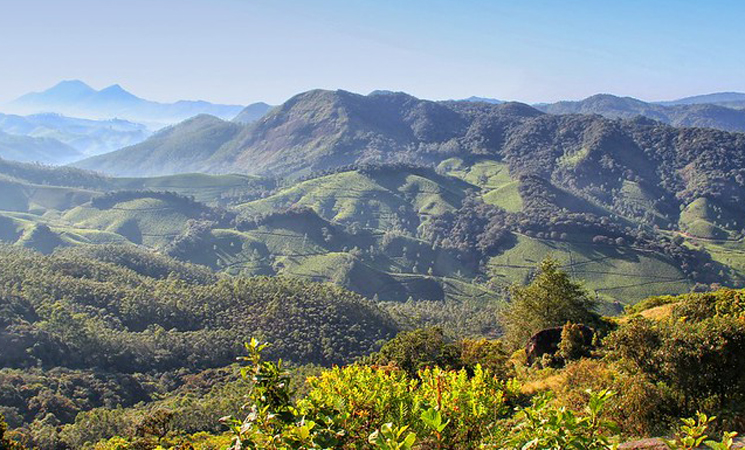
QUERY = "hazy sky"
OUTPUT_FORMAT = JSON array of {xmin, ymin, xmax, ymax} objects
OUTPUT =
[{"xmin": 1, "ymin": 0, "xmax": 743, "ymax": 105}]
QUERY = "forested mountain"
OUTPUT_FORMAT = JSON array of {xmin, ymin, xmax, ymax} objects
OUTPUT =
[
  {"xmin": 74, "ymin": 115, "xmax": 243, "ymax": 176},
  {"xmin": 6, "ymin": 80, "xmax": 246, "ymax": 125},
  {"xmin": 6, "ymin": 91, "xmax": 745, "ymax": 448},
  {"xmin": 0, "ymin": 146, "xmax": 736, "ymax": 312},
  {"xmin": 17, "ymin": 87, "xmax": 745, "ymax": 309},
  {"xmin": 9, "ymin": 89, "xmax": 745, "ymax": 307},
  {"xmin": 0, "ymin": 112, "xmax": 150, "ymax": 157},
  {"xmin": 537, "ymin": 93, "xmax": 745, "ymax": 131},
  {"xmin": 72, "ymin": 89, "xmax": 745, "ymax": 256},
  {"xmin": 76, "ymin": 89, "xmax": 745, "ymax": 182},
  {"xmin": 0, "ymin": 244, "xmax": 396, "ymax": 443}
]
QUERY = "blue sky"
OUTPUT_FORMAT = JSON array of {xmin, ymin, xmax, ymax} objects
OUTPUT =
[{"xmin": 0, "ymin": 0, "xmax": 743, "ymax": 105}]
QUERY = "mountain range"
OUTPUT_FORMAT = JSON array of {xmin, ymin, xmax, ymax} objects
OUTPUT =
[
  {"xmin": 5, "ymin": 80, "xmax": 252, "ymax": 126},
  {"xmin": 658, "ymin": 91, "xmax": 745, "ymax": 107},
  {"xmin": 536, "ymin": 93, "xmax": 745, "ymax": 131},
  {"xmin": 74, "ymin": 88, "xmax": 745, "ymax": 179},
  {"xmin": 7, "ymin": 84, "xmax": 745, "ymax": 308}
]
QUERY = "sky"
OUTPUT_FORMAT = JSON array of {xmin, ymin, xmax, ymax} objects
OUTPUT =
[{"xmin": 0, "ymin": 0, "xmax": 743, "ymax": 106}]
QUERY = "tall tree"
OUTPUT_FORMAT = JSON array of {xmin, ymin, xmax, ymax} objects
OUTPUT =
[{"xmin": 499, "ymin": 256, "xmax": 599, "ymax": 349}]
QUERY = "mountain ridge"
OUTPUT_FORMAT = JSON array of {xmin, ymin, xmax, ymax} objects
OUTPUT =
[
  {"xmin": 78, "ymin": 88, "xmax": 745, "ymax": 181},
  {"xmin": 74, "ymin": 114, "xmax": 241, "ymax": 176},
  {"xmin": 536, "ymin": 93, "xmax": 745, "ymax": 131},
  {"xmin": 7, "ymin": 80, "xmax": 249, "ymax": 126}
]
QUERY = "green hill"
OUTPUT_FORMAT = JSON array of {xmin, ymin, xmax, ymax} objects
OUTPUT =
[
  {"xmin": 239, "ymin": 165, "xmax": 470, "ymax": 234},
  {"xmin": 74, "ymin": 115, "xmax": 241, "ymax": 176},
  {"xmin": 8, "ymin": 86, "xmax": 745, "ymax": 306}
]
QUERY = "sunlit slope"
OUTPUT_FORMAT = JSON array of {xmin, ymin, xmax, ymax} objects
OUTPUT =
[
  {"xmin": 171, "ymin": 209, "xmax": 490, "ymax": 302},
  {"xmin": 439, "ymin": 158, "xmax": 523, "ymax": 211},
  {"xmin": 238, "ymin": 167, "xmax": 471, "ymax": 233},
  {"xmin": 487, "ymin": 234, "xmax": 690, "ymax": 312},
  {"xmin": 62, "ymin": 197, "xmax": 197, "ymax": 247}
]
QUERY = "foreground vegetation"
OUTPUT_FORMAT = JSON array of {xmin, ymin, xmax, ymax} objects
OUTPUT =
[{"xmin": 2, "ymin": 249, "xmax": 745, "ymax": 448}]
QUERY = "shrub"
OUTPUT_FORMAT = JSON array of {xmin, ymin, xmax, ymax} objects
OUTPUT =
[
  {"xmin": 0, "ymin": 414, "xmax": 23, "ymax": 450},
  {"xmin": 364, "ymin": 327, "xmax": 460, "ymax": 377},
  {"xmin": 483, "ymin": 390, "xmax": 620, "ymax": 449},
  {"xmin": 558, "ymin": 322, "xmax": 593, "ymax": 362}
]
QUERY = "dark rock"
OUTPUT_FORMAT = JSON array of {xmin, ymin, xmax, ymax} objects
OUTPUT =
[{"xmin": 525, "ymin": 324, "xmax": 594, "ymax": 365}]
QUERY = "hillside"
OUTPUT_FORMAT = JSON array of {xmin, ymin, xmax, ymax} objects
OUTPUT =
[
  {"xmin": 0, "ymin": 244, "xmax": 397, "ymax": 443},
  {"xmin": 232, "ymin": 102, "xmax": 273, "ymax": 124},
  {"xmin": 0, "ymin": 130, "xmax": 81, "ymax": 164},
  {"xmin": 6, "ymin": 80, "xmax": 246, "ymax": 125},
  {"xmin": 72, "ymin": 90, "xmax": 745, "ymax": 242},
  {"xmin": 75, "ymin": 90, "xmax": 542, "ymax": 177},
  {"xmin": 4, "ymin": 250, "xmax": 745, "ymax": 449},
  {"xmin": 0, "ymin": 112, "xmax": 150, "ymax": 157},
  {"xmin": 74, "ymin": 115, "xmax": 242, "ymax": 176},
  {"xmin": 26, "ymin": 89, "xmax": 745, "ymax": 305},
  {"xmin": 76, "ymin": 89, "xmax": 745, "ymax": 187},
  {"xmin": 0, "ymin": 158, "xmax": 708, "ymax": 308}
]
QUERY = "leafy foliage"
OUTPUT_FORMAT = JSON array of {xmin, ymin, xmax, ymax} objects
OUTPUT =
[
  {"xmin": 224, "ymin": 339, "xmax": 518, "ymax": 449},
  {"xmin": 0, "ymin": 414, "xmax": 23, "ymax": 450},
  {"xmin": 499, "ymin": 257, "xmax": 601, "ymax": 349}
]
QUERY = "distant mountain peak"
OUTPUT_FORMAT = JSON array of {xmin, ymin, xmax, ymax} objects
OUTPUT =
[
  {"xmin": 101, "ymin": 83, "xmax": 126, "ymax": 93},
  {"xmin": 8, "ymin": 80, "xmax": 247, "ymax": 125},
  {"xmin": 50, "ymin": 79, "xmax": 95, "ymax": 91},
  {"xmin": 459, "ymin": 96, "xmax": 504, "ymax": 104},
  {"xmin": 16, "ymin": 80, "xmax": 96, "ymax": 102},
  {"xmin": 97, "ymin": 84, "xmax": 142, "ymax": 102}
]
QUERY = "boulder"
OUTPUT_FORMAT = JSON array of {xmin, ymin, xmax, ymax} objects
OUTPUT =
[{"xmin": 525, "ymin": 324, "xmax": 594, "ymax": 365}]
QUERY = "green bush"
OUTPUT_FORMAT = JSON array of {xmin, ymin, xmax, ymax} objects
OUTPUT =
[{"xmin": 558, "ymin": 322, "xmax": 593, "ymax": 362}]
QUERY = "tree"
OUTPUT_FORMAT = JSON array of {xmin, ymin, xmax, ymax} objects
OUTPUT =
[
  {"xmin": 499, "ymin": 257, "xmax": 599, "ymax": 350},
  {"xmin": 0, "ymin": 414, "xmax": 23, "ymax": 450},
  {"xmin": 366, "ymin": 328, "xmax": 460, "ymax": 377}
]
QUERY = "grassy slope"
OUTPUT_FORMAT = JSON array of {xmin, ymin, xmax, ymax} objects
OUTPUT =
[
  {"xmin": 109, "ymin": 173, "xmax": 265, "ymax": 204},
  {"xmin": 439, "ymin": 158, "xmax": 523, "ymax": 212},
  {"xmin": 679, "ymin": 197, "xmax": 736, "ymax": 239},
  {"xmin": 487, "ymin": 234, "xmax": 690, "ymax": 312},
  {"xmin": 0, "ymin": 159, "xmax": 721, "ymax": 306},
  {"xmin": 239, "ymin": 169, "xmax": 468, "ymax": 233},
  {"xmin": 62, "ymin": 198, "xmax": 193, "ymax": 247},
  {"xmin": 175, "ymin": 212, "xmax": 490, "ymax": 303}
]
